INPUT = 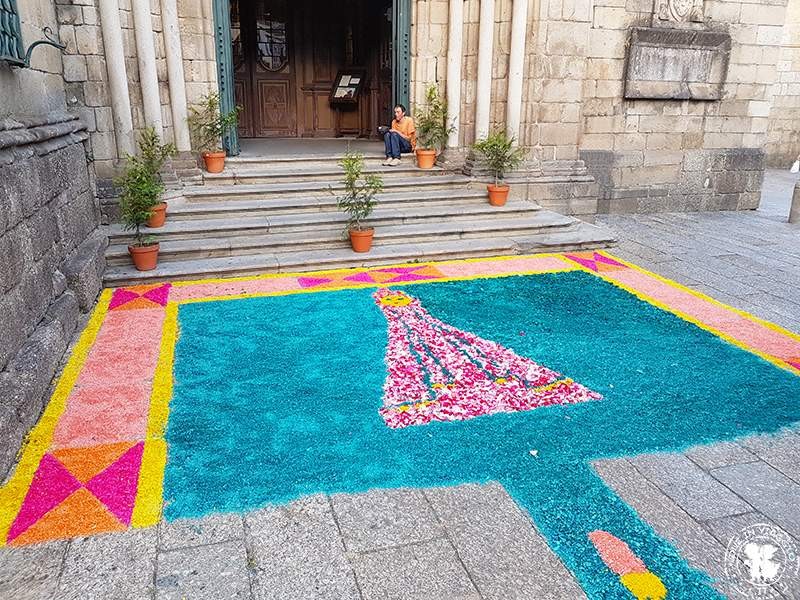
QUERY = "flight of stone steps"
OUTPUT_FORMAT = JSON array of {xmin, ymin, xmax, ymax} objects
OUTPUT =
[{"xmin": 103, "ymin": 153, "xmax": 616, "ymax": 286}]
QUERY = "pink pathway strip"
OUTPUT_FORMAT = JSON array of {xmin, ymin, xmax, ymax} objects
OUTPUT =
[
  {"xmin": 169, "ymin": 276, "xmax": 303, "ymax": 302},
  {"xmin": 437, "ymin": 256, "xmax": 575, "ymax": 278},
  {"xmin": 606, "ymin": 268, "xmax": 800, "ymax": 363}
]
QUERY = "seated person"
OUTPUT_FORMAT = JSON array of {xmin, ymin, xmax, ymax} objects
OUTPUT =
[{"xmin": 383, "ymin": 104, "xmax": 416, "ymax": 166}]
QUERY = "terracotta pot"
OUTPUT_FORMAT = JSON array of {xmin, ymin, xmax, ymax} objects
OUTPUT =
[
  {"xmin": 487, "ymin": 184, "xmax": 510, "ymax": 207},
  {"xmin": 349, "ymin": 228, "xmax": 375, "ymax": 253},
  {"xmin": 415, "ymin": 149, "xmax": 436, "ymax": 169},
  {"xmin": 128, "ymin": 243, "xmax": 160, "ymax": 271},
  {"xmin": 202, "ymin": 151, "xmax": 226, "ymax": 173},
  {"xmin": 146, "ymin": 202, "xmax": 167, "ymax": 228}
]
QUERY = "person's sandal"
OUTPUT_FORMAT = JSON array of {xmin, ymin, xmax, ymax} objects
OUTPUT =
[
  {"xmin": 390, "ymin": 158, "xmax": 401, "ymax": 166},
  {"xmin": 382, "ymin": 158, "xmax": 392, "ymax": 166}
]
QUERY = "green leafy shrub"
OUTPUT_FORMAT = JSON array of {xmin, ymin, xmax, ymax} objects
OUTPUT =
[
  {"xmin": 116, "ymin": 127, "xmax": 175, "ymax": 247},
  {"xmin": 472, "ymin": 130, "xmax": 528, "ymax": 186},
  {"xmin": 415, "ymin": 84, "xmax": 453, "ymax": 153},
  {"xmin": 333, "ymin": 151, "xmax": 383, "ymax": 232},
  {"xmin": 187, "ymin": 92, "xmax": 240, "ymax": 153}
]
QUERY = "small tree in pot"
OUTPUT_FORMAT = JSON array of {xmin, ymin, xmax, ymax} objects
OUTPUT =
[
  {"xmin": 137, "ymin": 127, "xmax": 176, "ymax": 228},
  {"xmin": 187, "ymin": 92, "xmax": 240, "ymax": 173},
  {"xmin": 118, "ymin": 162, "xmax": 163, "ymax": 271},
  {"xmin": 415, "ymin": 84, "xmax": 453, "ymax": 169},
  {"xmin": 334, "ymin": 150, "xmax": 383, "ymax": 252},
  {"xmin": 472, "ymin": 130, "xmax": 528, "ymax": 206}
]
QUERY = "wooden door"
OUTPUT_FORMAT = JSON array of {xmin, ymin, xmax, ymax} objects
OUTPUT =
[{"xmin": 233, "ymin": 0, "xmax": 296, "ymax": 138}]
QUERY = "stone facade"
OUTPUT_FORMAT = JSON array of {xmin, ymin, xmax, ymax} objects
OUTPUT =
[{"xmin": 0, "ymin": 3, "xmax": 105, "ymax": 480}]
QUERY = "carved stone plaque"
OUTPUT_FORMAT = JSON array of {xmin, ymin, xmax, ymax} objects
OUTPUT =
[{"xmin": 624, "ymin": 28, "xmax": 731, "ymax": 100}]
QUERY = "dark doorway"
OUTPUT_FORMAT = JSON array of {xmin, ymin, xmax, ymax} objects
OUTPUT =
[{"xmin": 230, "ymin": 0, "xmax": 393, "ymax": 139}]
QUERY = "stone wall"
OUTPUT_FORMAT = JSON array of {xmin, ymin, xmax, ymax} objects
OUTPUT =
[
  {"xmin": 0, "ymin": 2, "xmax": 105, "ymax": 481},
  {"xmin": 577, "ymin": 0, "xmax": 785, "ymax": 212},
  {"xmin": 765, "ymin": 0, "xmax": 800, "ymax": 166},
  {"xmin": 0, "ymin": 117, "xmax": 106, "ymax": 481},
  {"xmin": 56, "ymin": 0, "xmax": 179, "ymax": 187}
]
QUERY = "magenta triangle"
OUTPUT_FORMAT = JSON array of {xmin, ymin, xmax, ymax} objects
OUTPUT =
[
  {"xmin": 565, "ymin": 254, "xmax": 599, "ymax": 272},
  {"xmin": 7, "ymin": 454, "xmax": 82, "ymax": 542},
  {"xmin": 109, "ymin": 288, "xmax": 140, "ymax": 310},
  {"xmin": 298, "ymin": 276, "xmax": 333, "ymax": 288},
  {"xmin": 375, "ymin": 266, "xmax": 417, "ymax": 274},
  {"xmin": 386, "ymin": 273, "xmax": 436, "ymax": 283},
  {"xmin": 142, "ymin": 284, "xmax": 171, "ymax": 306},
  {"xmin": 85, "ymin": 442, "xmax": 144, "ymax": 526},
  {"xmin": 344, "ymin": 272, "xmax": 376, "ymax": 283}
]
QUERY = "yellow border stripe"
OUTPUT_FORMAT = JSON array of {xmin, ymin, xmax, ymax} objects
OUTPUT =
[
  {"xmin": 170, "ymin": 252, "xmax": 569, "ymax": 288},
  {"xmin": 0, "ymin": 289, "xmax": 113, "ymax": 546},
  {"xmin": 178, "ymin": 266, "xmax": 577, "ymax": 306},
  {"xmin": 561, "ymin": 251, "xmax": 800, "ymax": 376},
  {"xmin": 131, "ymin": 301, "xmax": 179, "ymax": 528}
]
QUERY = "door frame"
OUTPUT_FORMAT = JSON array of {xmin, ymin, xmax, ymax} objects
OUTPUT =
[{"xmin": 213, "ymin": 0, "xmax": 410, "ymax": 154}]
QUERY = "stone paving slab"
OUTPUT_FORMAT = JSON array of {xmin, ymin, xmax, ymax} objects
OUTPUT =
[
  {"xmin": 330, "ymin": 488, "xmax": 444, "ymax": 553},
  {"xmin": 710, "ymin": 461, "xmax": 800, "ymax": 539},
  {"xmin": 56, "ymin": 529, "xmax": 157, "ymax": 600},
  {"xmin": 424, "ymin": 482, "xmax": 587, "ymax": 600},
  {"xmin": 349, "ymin": 538, "xmax": 481, "ymax": 600},
  {"xmin": 243, "ymin": 495, "xmax": 360, "ymax": 600},
  {"xmin": 0, "ymin": 540, "xmax": 66, "ymax": 600},
  {"xmin": 155, "ymin": 539, "xmax": 251, "ymax": 600}
]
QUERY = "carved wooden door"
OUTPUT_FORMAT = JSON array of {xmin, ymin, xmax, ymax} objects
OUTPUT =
[{"xmin": 233, "ymin": 0, "xmax": 296, "ymax": 138}]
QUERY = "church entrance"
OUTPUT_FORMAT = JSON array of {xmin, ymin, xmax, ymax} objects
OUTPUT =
[{"xmin": 229, "ymin": 0, "xmax": 399, "ymax": 140}]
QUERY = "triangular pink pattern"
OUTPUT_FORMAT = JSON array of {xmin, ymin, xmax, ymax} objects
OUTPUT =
[
  {"xmin": 142, "ymin": 284, "xmax": 171, "ymax": 306},
  {"xmin": 386, "ymin": 273, "xmax": 437, "ymax": 283},
  {"xmin": 344, "ymin": 272, "xmax": 376, "ymax": 283},
  {"xmin": 374, "ymin": 288, "xmax": 601, "ymax": 428},
  {"xmin": 7, "ymin": 455, "xmax": 82, "ymax": 542},
  {"xmin": 787, "ymin": 360, "xmax": 800, "ymax": 371},
  {"xmin": 298, "ymin": 276, "xmax": 334, "ymax": 288},
  {"xmin": 565, "ymin": 252, "xmax": 626, "ymax": 272},
  {"xmin": 375, "ymin": 266, "xmax": 419, "ymax": 274},
  {"xmin": 109, "ymin": 288, "xmax": 140, "ymax": 310},
  {"xmin": 85, "ymin": 442, "xmax": 145, "ymax": 525}
]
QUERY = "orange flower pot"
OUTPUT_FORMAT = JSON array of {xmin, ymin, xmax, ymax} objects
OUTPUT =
[
  {"xmin": 128, "ymin": 243, "xmax": 160, "ymax": 271},
  {"xmin": 349, "ymin": 228, "xmax": 375, "ymax": 253},
  {"xmin": 487, "ymin": 184, "xmax": 510, "ymax": 207},
  {"xmin": 415, "ymin": 149, "xmax": 437, "ymax": 169},
  {"xmin": 146, "ymin": 202, "xmax": 167, "ymax": 228},
  {"xmin": 202, "ymin": 151, "xmax": 226, "ymax": 173}
]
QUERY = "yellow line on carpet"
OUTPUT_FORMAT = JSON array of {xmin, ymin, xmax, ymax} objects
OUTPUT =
[
  {"xmin": 131, "ymin": 301, "xmax": 179, "ymax": 528},
  {"xmin": 168, "ymin": 252, "xmax": 567, "ymax": 288},
  {"xmin": 0, "ymin": 289, "xmax": 113, "ymax": 546},
  {"xmin": 176, "ymin": 267, "xmax": 578, "ymax": 306},
  {"xmin": 574, "ymin": 251, "xmax": 800, "ymax": 376}
]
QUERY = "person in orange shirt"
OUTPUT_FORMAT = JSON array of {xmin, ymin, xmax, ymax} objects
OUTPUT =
[{"xmin": 383, "ymin": 104, "xmax": 416, "ymax": 166}]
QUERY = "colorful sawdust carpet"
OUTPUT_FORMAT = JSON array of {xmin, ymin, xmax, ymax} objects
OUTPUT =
[{"xmin": 1, "ymin": 252, "xmax": 799, "ymax": 600}]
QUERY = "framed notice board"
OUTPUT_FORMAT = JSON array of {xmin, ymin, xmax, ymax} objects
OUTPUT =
[{"xmin": 329, "ymin": 69, "xmax": 367, "ymax": 105}]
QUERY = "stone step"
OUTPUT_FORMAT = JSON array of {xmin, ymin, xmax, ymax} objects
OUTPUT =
[
  {"xmin": 204, "ymin": 162, "xmax": 450, "ymax": 185},
  {"xmin": 165, "ymin": 188, "xmax": 493, "ymax": 220},
  {"xmin": 105, "ymin": 212, "xmax": 576, "ymax": 265},
  {"xmin": 226, "ymin": 153, "xmax": 392, "ymax": 168},
  {"xmin": 184, "ymin": 174, "xmax": 474, "ymax": 202},
  {"xmin": 106, "ymin": 200, "xmax": 538, "ymax": 243},
  {"xmin": 102, "ymin": 221, "xmax": 615, "ymax": 287}
]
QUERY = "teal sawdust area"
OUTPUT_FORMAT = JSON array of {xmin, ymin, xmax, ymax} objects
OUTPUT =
[{"xmin": 164, "ymin": 271, "xmax": 800, "ymax": 599}]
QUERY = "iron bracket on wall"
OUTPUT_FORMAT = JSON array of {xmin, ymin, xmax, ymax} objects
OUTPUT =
[{"xmin": 2, "ymin": 27, "xmax": 66, "ymax": 69}]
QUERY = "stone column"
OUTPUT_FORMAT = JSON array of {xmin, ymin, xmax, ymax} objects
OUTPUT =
[
  {"xmin": 132, "ymin": 0, "xmax": 164, "ymax": 137},
  {"xmin": 161, "ymin": 0, "xmax": 192, "ymax": 152},
  {"xmin": 98, "ymin": 0, "xmax": 135, "ymax": 157},
  {"xmin": 474, "ymin": 0, "xmax": 494, "ymax": 142},
  {"xmin": 505, "ymin": 0, "xmax": 528, "ymax": 143},
  {"xmin": 446, "ymin": 0, "xmax": 464, "ymax": 148}
]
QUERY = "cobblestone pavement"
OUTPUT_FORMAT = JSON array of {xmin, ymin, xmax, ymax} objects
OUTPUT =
[{"xmin": 1, "ymin": 171, "xmax": 799, "ymax": 600}]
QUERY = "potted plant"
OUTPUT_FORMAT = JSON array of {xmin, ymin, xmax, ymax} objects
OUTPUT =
[
  {"xmin": 136, "ymin": 127, "xmax": 176, "ymax": 228},
  {"xmin": 117, "ymin": 160, "xmax": 164, "ymax": 271},
  {"xmin": 187, "ymin": 92, "xmax": 240, "ymax": 173},
  {"xmin": 414, "ymin": 83, "xmax": 453, "ymax": 169},
  {"xmin": 334, "ymin": 150, "xmax": 383, "ymax": 252},
  {"xmin": 472, "ymin": 130, "xmax": 528, "ymax": 206}
]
